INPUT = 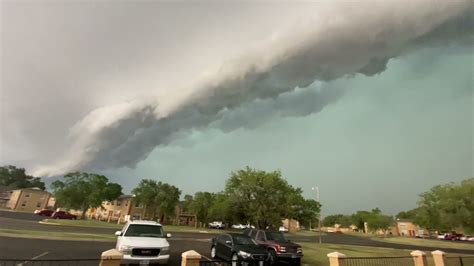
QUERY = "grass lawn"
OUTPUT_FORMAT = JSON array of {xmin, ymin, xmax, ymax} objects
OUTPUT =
[
  {"xmin": 41, "ymin": 219, "xmax": 231, "ymax": 233},
  {"xmin": 300, "ymin": 243, "xmax": 421, "ymax": 266},
  {"xmin": 290, "ymin": 230, "xmax": 327, "ymax": 237},
  {"xmin": 339, "ymin": 232, "xmax": 474, "ymax": 250},
  {"xmin": 0, "ymin": 228, "xmax": 115, "ymax": 242},
  {"xmin": 42, "ymin": 219, "xmax": 123, "ymax": 229},
  {"xmin": 371, "ymin": 236, "xmax": 474, "ymax": 250}
]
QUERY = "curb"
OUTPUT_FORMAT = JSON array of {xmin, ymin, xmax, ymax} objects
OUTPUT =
[
  {"xmin": 38, "ymin": 221, "xmax": 61, "ymax": 225},
  {"xmin": 0, "ymin": 233, "xmax": 115, "ymax": 242}
]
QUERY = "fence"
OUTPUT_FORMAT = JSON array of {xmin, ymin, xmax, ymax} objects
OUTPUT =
[
  {"xmin": 199, "ymin": 260, "xmax": 267, "ymax": 266},
  {"xmin": 0, "ymin": 259, "xmax": 101, "ymax": 266},
  {"xmin": 344, "ymin": 256, "xmax": 414, "ymax": 266},
  {"xmin": 445, "ymin": 256, "xmax": 474, "ymax": 266}
]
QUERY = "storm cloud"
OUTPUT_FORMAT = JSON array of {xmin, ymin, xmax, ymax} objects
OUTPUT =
[{"xmin": 30, "ymin": 1, "xmax": 473, "ymax": 176}]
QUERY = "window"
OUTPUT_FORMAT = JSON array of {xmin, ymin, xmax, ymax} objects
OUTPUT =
[
  {"xmin": 25, "ymin": 193, "xmax": 31, "ymax": 198},
  {"xmin": 106, "ymin": 202, "xmax": 110, "ymax": 205},
  {"xmin": 36, "ymin": 202, "xmax": 41, "ymax": 208},
  {"xmin": 250, "ymin": 229, "xmax": 257, "ymax": 239},
  {"xmin": 21, "ymin": 201, "xmax": 27, "ymax": 207},
  {"xmin": 218, "ymin": 235, "xmax": 232, "ymax": 244},
  {"xmin": 124, "ymin": 224, "xmax": 164, "ymax": 238},
  {"xmin": 135, "ymin": 202, "xmax": 140, "ymax": 207},
  {"xmin": 266, "ymin": 232, "xmax": 286, "ymax": 242},
  {"xmin": 232, "ymin": 235, "xmax": 256, "ymax": 245},
  {"xmin": 256, "ymin": 231, "xmax": 265, "ymax": 241},
  {"xmin": 117, "ymin": 201, "xmax": 121, "ymax": 206}
]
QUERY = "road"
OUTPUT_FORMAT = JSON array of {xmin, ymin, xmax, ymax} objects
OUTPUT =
[
  {"xmin": 0, "ymin": 236, "xmax": 212, "ymax": 265},
  {"xmin": 0, "ymin": 209, "xmax": 473, "ymax": 265}
]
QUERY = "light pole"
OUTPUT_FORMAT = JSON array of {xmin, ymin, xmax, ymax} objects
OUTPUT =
[{"xmin": 312, "ymin": 187, "xmax": 322, "ymax": 244}]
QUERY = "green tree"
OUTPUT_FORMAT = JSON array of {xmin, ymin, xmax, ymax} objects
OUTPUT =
[
  {"xmin": 414, "ymin": 178, "xmax": 473, "ymax": 233},
  {"xmin": 208, "ymin": 192, "xmax": 232, "ymax": 223},
  {"xmin": 351, "ymin": 210, "xmax": 372, "ymax": 230},
  {"xmin": 0, "ymin": 165, "xmax": 45, "ymax": 190},
  {"xmin": 396, "ymin": 209, "xmax": 418, "ymax": 220},
  {"xmin": 323, "ymin": 214, "xmax": 352, "ymax": 227},
  {"xmin": 132, "ymin": 179, "xmax": 181, "ymax": 223},
  {"xmin": 351, "ymin": 209, "xmax": 393, "ymax": 232},
  {"xmin": 51, "ymin": 172, "xmax": 122, "ymax": 219},
  {"xmin": 286, "ymin": 187, "xmax": 321, "ymax": 228},
  {"xmin": 181, "ymin": 194, "xmax": 194, "ymax": 213},
  {"xmin": 190, "ymin": 192, "xmax": 215, "ymax": 224},
  {"xmin": 224, "ymin": 167, "xmax": 319, "ymax": 229},
  {"xmin": 366, "ymin": 212, "xmax": 393, "ymax": 232}
]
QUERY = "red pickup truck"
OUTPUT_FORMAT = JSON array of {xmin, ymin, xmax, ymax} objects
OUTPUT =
[
  {"xmin": 243, "ymin": 228, "xmax": 302, "ymax": 265},
  {"xmin": 51, "ymin": 211, "xmax": 77, "ymax": 220}
]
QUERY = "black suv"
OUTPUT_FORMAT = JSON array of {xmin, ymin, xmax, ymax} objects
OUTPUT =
[
  {"xmin": 244, "ymin": 228, "xmax": 302, "ymax": 265},
  {"xmin": 211, "ymin": 233, "xmax": 270, "ymax": 264}
]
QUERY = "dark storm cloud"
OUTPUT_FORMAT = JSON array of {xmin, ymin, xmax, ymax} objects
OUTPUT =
[{"xmin": 33, "ymin": 1, "xmax": 472, "ymax": 175}]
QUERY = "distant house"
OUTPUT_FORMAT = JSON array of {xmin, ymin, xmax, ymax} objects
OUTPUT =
[
  {"xmin": 0, "ymin": 185, "xmax": 11, "ymax": 208},
  {"xmin": 175, "ymin": 203, "xmax": 197, "ymax": 227},
  {"xmin": 5, "ymin": 188, "xmax": 52, "ymax": 212},
  {"xmin": 282, "ymin": 218, "xmax": 300, "ymax": 232},
  {"xmin": 393, "ymin": 219, "xmax": 420, "ymax": 237},
  {"xmin": 88, "ymin": 195, "xmax": 149, "ymax": 223}
]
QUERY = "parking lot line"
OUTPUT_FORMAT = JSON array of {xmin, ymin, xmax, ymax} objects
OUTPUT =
[{"xmin": 18, "ymin": 251, "xmax": 49, "ymax": 265}]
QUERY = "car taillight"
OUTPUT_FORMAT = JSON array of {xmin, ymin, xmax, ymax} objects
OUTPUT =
[{"xmin": 297, "ymin": 247, "xmax": 303, "ymax": 254}]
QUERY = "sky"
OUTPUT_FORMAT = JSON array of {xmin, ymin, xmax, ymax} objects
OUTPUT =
[{"xmin": 1, "ymin": 1, "xmax": 472, "ymax": 215}]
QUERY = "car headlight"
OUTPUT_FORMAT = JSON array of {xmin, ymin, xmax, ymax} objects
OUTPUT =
[
  {"xmin": 161, "ymin": 246, "xmax": 169, "ymax": 255},
  {"xmin": 118, "ymin": 245, "xmax": 132, "ymax": 254},
  {"xmin": 238, "ymin": 251, "xmax": 252, "ymax": 259},
  {"xmin": 297, "ymin": 247, "xmax": 303, "ymax": 254},
  {"xmin": 277, "ymin": 245, "xmax": 286, "ymax": 253}
]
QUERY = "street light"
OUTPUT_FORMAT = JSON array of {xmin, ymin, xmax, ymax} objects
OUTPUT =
[{"xmin": 312, "ymin": 187, "xmax": 322, "ymax": 244}]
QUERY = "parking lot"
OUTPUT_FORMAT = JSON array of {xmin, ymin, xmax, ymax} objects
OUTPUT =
[
  {"xmin": 0, "ymin": 210, "xmax": 472, "ymax": 265},
  {"xmin": 0, "ymin": 211, "xmax": 214, "ymax": 265}
]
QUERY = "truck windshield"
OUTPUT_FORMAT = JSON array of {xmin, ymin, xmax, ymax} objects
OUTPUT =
[
  {"xmin": 233, "ymin": 235, "xmax": 257, "ymax": 245},
  {"xmin": 124, "ymin": 224, "xmax": 165, "ymax": 238},
  {"xmin": 266, "ymin": 232, "xmax": 286, "ymax": 242}
]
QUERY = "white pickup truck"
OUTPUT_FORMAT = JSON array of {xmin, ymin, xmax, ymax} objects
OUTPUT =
[{"xmin": 208, "ymin": 221, "xmax": 225, "ymax": 229}]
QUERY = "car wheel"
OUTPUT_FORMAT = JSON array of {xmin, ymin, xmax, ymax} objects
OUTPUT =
[
  {"xmin": 211, "ymin": 246, "xmax": 217, "ymax": 259},
  {"xmin": 231, "ymin": 253, "xmax": 240, "ymax": 266},
  {"xmin": 268, "ymin": 250, "xmax": 277, "ymax": 265}
]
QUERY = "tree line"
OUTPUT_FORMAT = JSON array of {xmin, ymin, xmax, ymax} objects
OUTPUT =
[
  {"xmin": 323, "ymin": 208, "xmax": 394, "ymax": 232},
  {"xmin": 398, "ymin": 178, "xmax": 473, "ymax": 234},
  {"xmin": 180, "ymin": 167, "xmax": 321, "ymax": 229},
  {"xmin": 0, "ymin": 165, "xmax": 45, "ymax": 190},
  {"xmin": 323, "ymin": 178, "xmax": 473, "ymax": 234},
  {"xmin": 1, "ymin": 165, "xmax": 320, "ymax": 229},
  {"xmin": 4, "ymin": 164, "xmax": 469, "ymax": 233}
]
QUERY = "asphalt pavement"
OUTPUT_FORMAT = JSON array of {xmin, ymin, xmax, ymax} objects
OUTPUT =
[
  {"xmin": 0, "ymin": 209, "xmax": 472, "ymax": 266},
  {"xmin": 0, "ymin": 236, "xmax": 212, "ymax": 265}
]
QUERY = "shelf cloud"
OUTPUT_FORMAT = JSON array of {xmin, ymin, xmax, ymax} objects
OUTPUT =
[{"xmin": 33, "ymin": 1, "xmax": 472, "ymax": 176}]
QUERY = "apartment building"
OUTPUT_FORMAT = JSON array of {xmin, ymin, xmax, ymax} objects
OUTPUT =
[
  {"xmin": 5, "ymin": 188, "xmax": 52, "ymax": 212},
  {"xmin": 90, "ymin": 195, "xmax": 149, "ymax": 223}
]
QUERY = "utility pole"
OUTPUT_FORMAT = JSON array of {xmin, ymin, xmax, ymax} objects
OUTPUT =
[{"xmin": 312, "ymin": 186, "xmax": 322, "ymax": 244}]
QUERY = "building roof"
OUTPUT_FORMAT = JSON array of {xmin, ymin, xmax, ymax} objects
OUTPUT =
[
  {"xmin": 13, "ymin": 187, "xmax": 51, "ymax": 194},
  {"xmin": 117, "ymin": 194, "xmax": 134, "ymax": 200}
]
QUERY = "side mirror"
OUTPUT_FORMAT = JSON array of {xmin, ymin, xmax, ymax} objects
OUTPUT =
[
  {"xmin": 115, "ymin": 231, "xmax": 122, "ymax": 236},
  {"xmin": 166, "ymin": 233, "xmax": 172, "ymax": 238},
  {"xmin": 225, "ymin": 240, "xmax": 232, "ymax": 245}
]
